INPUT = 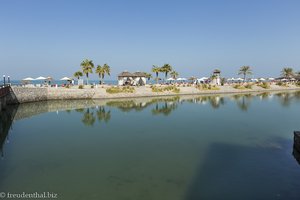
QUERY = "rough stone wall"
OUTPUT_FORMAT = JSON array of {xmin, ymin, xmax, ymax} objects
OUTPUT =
[
  {"xmin": 10, "ymin": 87, "xmax": 48, "ymax": 103},
  {"xmin": 47, "ymin": 88, "xmax": 96, "ymax": 100}
]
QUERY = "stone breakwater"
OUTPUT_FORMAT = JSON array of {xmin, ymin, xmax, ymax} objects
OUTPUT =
[{"xmin": 9, "ymin": 85, "xmax": 300, "ymax": 104}]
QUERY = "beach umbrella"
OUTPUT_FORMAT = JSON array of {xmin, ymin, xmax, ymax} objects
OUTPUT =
[
  {"xmin": 259, "ymin": 78, "xmax": 266, "ymax": 81},
  {"xmin": 35, "ymin": 76, "xmax": 47, "ymax": 80},
  {"xmin": 22, "ymin": 77, "xmax": 35, "ymax": 81},
  {"xmin": 167, "ymin": 77, "xmax": 175, "ymax": 81},
  {"xmin": 60, "ymin": 77, "xmax": 72, "ymax": 81},
  {"xmin": 268, "ymin": 78, "xmax": 275, "ymax": 81},
  {"xmin": 236, "ymin": 78, "xmax": 243, "ymax": 81},
  {"xmin": 177, "ymin": 78, "xmax": 187, "ymax": 81}
]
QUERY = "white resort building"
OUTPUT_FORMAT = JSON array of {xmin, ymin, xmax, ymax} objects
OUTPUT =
[{"xmin": 118, "ymin": 71, "xmax": 147, "ymax": 86}]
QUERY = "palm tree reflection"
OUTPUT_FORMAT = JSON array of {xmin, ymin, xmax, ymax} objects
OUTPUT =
[
  {"xmin": 152, "ymin": 102, "xmax": 178, "ymax": 116},
  {"xmin": 81, "ymin": 108, "xmax": 96, "ymax": 126},
  {"xmin": 97, "ymin": 106, "xmax": 111, "ymax": 123}
]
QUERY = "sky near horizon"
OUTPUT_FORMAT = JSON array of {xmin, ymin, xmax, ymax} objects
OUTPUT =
[{"xmin": 0, "ymin": 0, "xmax": 300, "ymax": 80}]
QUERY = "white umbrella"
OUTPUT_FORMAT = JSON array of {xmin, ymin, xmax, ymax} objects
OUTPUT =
[
  {"xmin": 177, "ymin": 78, "xmax": 187, "ymax": 81},
  {"xmin": 290, "ymin": 78, "xmax": 296, "ymax": 81},
  {"xmin": 35, "ymin": 76, "xmax": 47, "ymax": 80},
  {"xmin": 251, "ymin": 78, "xmax": 258, "ymax": 82},
  {"xmin": 236, "ymin": 78, "xmax": 244, "ymax": 81},
  {"xmin": 198, "ymin": 77, "xmax": 209, "ymax": 82},
  {"xmin": 22, "ymin": 77, "xmax": 35, "ymax": 81},
  {"xmin": 259, "ymin": 78, "xmax": 266, "ymax": 81},
  {"xmin": 268, "ymin": 78, "xmax": 275, "ymax": 81},
  {"xmin": 167, "ymin": 77, "xmax": 175, "ymax": 81},
  {"xmin": 60, "ymin": 77, "xmax": 72, "ymax": 81}
]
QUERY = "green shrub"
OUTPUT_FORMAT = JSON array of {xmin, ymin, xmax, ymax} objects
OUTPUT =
[
  {"xmin": 106, "ymin": 86, "xmax": 135, "ymax": 94},
  {"xmin": 245, "ymin": 83, "xmax": 253, "ymax": 89},
  {"xmin": 78, "ymin": 85, "xmax": 84, "ymax": 89},
  {"xmin": 91, "ymin": 85, "xmax": 94, "ymax": 89},
  {"xmin": 258, "ymin": 82, "xmax": 270, "ymax": 89},
  {"xmin": 276, "ymin": 81, "xmax": 288, "ymax": 87},
  {"xmin": 151, "ymin": 86, "xmax": 180, "ymax": 93},
  {"xmin": 196, "ymin": 84, "xmax": 219, "ymax": 90},
  {"xmin": 65, "ymin": 85, "xmax": 70, "ymax": 88},
  {"xmin": 296, "ymin": 82, "xmax": 300, "ymax": 87},
  {"xmin": 232, "ymin": 84, "xmax": 251, "ymax": 89}
]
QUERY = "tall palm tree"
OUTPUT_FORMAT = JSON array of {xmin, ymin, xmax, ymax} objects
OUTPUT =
[
  {"xmin": 144, "ymin": 73, "xmax": 152, "ymax": 81},
  {"xmin": 170, "ymin": 70, "xmax": 179, "ymax": 79},
  {"xmin": 96, "ymin": 64, "xmax": 111, "ymax": 84},
  {"xmin": 238, "ymin": 66, "xmax": 252, "ymax": 82},
  {"xmin": 74, "ymin": 71, "xmax": 83, "ymax": 80},
  {"xmin": 81, "ymin": 59, "xmax": 94, "ymax": 85},
  {"xmin": 281, "ymin": 67, "xmax": 294, "ymax": 79},
  {"xmin": 152, "ymin": 65, "xmax": 161, "ymax": 84},
  {"xmin": 161, "ymin": 64, "xmax": 173, "ymax": 81}
]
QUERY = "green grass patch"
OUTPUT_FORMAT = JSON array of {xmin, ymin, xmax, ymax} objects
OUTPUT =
[
  {"xmin": 78, "ymin": 85, "xmax": 84, "ymax": 89},
  {"xmin": 233, "ymin": 83, "xmax": 253, "ymax": 90},
  {"xmin": 257, "ymin": 82, "xmax": 270, "ymax": 89},
  {"xmin": 276, "ymin": 81, "xmax": 289, "ymax": 87},
  {"xmin": 151, "ymin": 85, "xmax": 180, "ymax": 93},
  {"xmin": 196, "ymin": 84, "xmax": 220, "ymax": 90},
  {"xmin": 106, "ymin": 86, "xmax": 135, "ymax": 94}
]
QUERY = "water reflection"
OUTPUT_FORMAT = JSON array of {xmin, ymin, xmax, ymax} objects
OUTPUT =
[
  {"xmin": 96, "ymin": 106, "xmax": 111, "ymax": 123},
  {"xmin": 81, "ymin": 108, "xmax": 96, "ymax": 126},
  {"xmin": 0, "ymin": 105, "xmax": 18, "ymax": 158},
  {"xmin": 4, "ymin": 91, "xmax": 300, "ymax": 127}
]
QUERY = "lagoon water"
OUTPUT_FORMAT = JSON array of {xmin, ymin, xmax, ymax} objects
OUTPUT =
[{"xmin": 1, "ymin": 92, "xmax": 300, "ymax": 200}]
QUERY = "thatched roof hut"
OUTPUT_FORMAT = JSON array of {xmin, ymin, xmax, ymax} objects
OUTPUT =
[
  {"xmin": 118, "ymin": 71, "xmax": 135, "ymax": 77},
  {"xmin": 133, "ymin": 72, "xmax": 147, "ymax": 77}
]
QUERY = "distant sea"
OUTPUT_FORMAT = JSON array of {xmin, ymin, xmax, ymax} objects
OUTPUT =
[
  {"xmin": 0, "ymin": 79, "xmax": 161, "ymax": 86},
  {"xmin": 1, "ymin": 80, "xmax": 118, "ymax": 86}
]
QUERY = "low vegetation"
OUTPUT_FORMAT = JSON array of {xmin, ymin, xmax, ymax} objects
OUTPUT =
[
  {"xmin": 276, "ymin": 81, "xmax": 289, "ymax": 87},
  {"xmin": 257, "ymin": 82, "xmax": 270, "ymax": 89},
  {"xmin": 106, "ymin": 86, "xmax": 135, "ymax": 94},
  {"xmin": 232, "ymin": 83, "xmax": 253, "ymax": 90},
  {"xmin": 151, "ymin": 85, "xmax": 180, "ymax": 93},
  {"xmin": 78, "ymin": 85, "xmax": 84, "ymax": 89},
  {"xmin": 196, "ymin": 84, "xmax": 220, "ymax": 90}
]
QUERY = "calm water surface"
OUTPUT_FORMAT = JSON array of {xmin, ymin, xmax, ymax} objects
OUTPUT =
[{"xmin": 1, "ymin": 92, "xmax": 300, "ymax": 200}]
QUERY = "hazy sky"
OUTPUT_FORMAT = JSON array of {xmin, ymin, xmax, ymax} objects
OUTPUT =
[{"xmin": 1, "ymin": 0, "xmax": 300, "ymax": 80}]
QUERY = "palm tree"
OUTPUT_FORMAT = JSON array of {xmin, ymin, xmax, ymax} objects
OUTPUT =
[
  {"xmin": 144, "ymin": 73, "xmax": 152, "ymax": 81},
  {"xmin": 238, "ymin": 66, "xmax": 252, "ymax": 82},
  {"xmin": 161, "ymin": 64, "xmax": 173, "ymax": 81},
  {"xmin": 96, "ymin": 64, "xmax": 111, "ymax": 84},
  {"xmin": 152, "ymin": 65, "xmax": 161, "ymax": 84},
  {"xmin": 74, "ymin": 71, "xmax": 83, "ymax": 80},
  {"xmin": 281, "ymin": 67, "xmax": 294, "ymax": 79},
  {"xmin": 81, "ymin": 59, "xmax": 94, "ymax": 85},
  {"xmin": 170, "ymin": 70, "xmax": 179, "ymax": 79}
]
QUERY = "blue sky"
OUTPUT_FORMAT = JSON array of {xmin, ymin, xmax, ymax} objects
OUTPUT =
[{"xmin": 0, "ymin": 0, "xmax": 300, "ymax": 80}]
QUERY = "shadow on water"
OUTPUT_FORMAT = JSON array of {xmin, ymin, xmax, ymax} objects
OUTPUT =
[
  {"xmin": 0, "ymin": 105, "xmax": 18, "ymax": 158},
  {"xmin": 185, "ymin": 139, "xmax": 300, "ymax": 200},
  {"xmin": 293, "ymin": 132, "xmax": 300, "ymax": 165}
]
